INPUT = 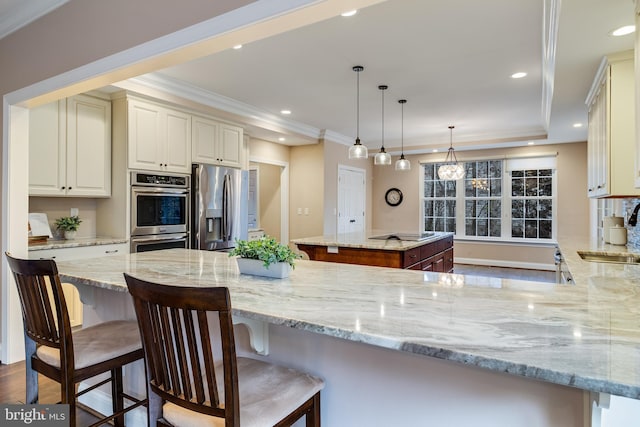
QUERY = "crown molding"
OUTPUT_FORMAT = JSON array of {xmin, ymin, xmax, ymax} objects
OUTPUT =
[
  {"xmin": 320, "ymin": 129, "xmax": 353, "ymax": 146},
  {"xmin": 128, "ymin": 73, "xmax": 342, "ymax": 142}
]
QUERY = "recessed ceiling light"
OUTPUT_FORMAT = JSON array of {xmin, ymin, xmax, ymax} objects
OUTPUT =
[
  {"xmin": 511, "ymin": 72, "xmax": 527, "ymax": 79},
  {"xmin": 280, "ymin": 110, "xmax": 291, "ymax": 115},
  {"xmin": 233, "ymin": 44, "xmax": 242, "ymax": 50},
  {"xmin": 432, "ymin": 149, "xmax": 438, "ymax": 153},
  {"xmin": 611, "ymin": 25, "xmax": 635, "ymax": 36},
  {"xmin": 278, "ymin": 137, "xmax": 286, "ymax": 142},
  {"xmin": 528, "ymin": 141, "xmax": 535, "ymax": 146},
  {"xmin": 341, "ymin": 10, "xmax": 357, "ymax": 17},
  {"xmin": 573, "ymin": 123, "xmax": 583, "ymax": 128}
]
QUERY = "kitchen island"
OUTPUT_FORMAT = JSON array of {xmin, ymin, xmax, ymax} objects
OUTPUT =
[
  {"xmin": 54, "ymin": 247, "xmax": 640, "ymax": 426},
  {"xmin": 293, "ymin": 231, "xmax": 454, "ymax": 271}
]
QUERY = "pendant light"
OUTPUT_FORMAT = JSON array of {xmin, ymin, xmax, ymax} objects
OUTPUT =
[
  {"xmin": 348, "ymin": 66, "xmax": 368, "ymax": 159},
  {"xmin": 374, "ymin": 85, "xmax": 392, "ymax": 165},
  {"xmin": 437, "ymin": 125, "xmax": 465, "ymax": 180},
  {"xmin": 395, "ymin": 99, "xmax": 411, "ymax": 171}
]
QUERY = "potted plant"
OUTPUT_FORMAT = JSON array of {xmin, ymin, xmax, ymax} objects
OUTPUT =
[
  {"xmin": 54, "ymin": 216, "xmax": 82, "ymax": 240},
  {"xmin": 229, "ymin": 236, "xmax": 300, "ymax": 278}
]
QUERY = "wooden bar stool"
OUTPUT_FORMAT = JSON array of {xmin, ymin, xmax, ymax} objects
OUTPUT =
[
  {"xmin": 5, "ymin": 252, "xmax": 147, "ymax": 427},
  {"xmin": 124, "ymin": 273, "xmax": 324, "ymax": 427}
]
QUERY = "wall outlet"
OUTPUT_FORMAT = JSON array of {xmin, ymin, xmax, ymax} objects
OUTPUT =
[
  {"xmin": 297, "ymin": 207, "xmax": 302, "ymax": 215},
  {"xmin": 70, "ymin": 208, "xmax": 79, "ymax": 217}
]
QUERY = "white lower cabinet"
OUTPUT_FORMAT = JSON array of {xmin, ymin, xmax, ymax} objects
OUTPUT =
[{"xmin": 29, "ymin": 243, "xmax": 128, "ymax": 327}]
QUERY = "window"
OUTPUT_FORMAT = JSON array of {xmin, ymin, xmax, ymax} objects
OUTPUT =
[
  {"xmin": 421, "ymin": 156, "xmax": 556, "ymax": 241},
  {"xmin": 423, "ymin": 163, "xmax": 456, "ymax": 233},
  {"xmin": 510, "ymin": 169, "xmax": 553, "ymax": 239},
  {"xmin": 464, "ymin": 160, "xmax": 502, "ymax": 237}
]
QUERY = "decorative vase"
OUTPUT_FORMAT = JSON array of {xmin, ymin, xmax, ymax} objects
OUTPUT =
[
  {"xmin": 63, "ymin": 230, "xmax": 77, "ymax": 240},
  {"xmin": 236, "ymin": 258, "xmax": 290, "ymax": 279}
]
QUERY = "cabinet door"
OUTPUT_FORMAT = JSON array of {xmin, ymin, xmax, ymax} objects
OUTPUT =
[
  {"xmin": 164, "ymin": 109, "xmax": 191, "ymax": 173},
  {"xmin": 29, "ymin": 100, "xmax": 66, "ymax": 196},
  {"xmin": 218, "ymin": 123, "xmax": 243, "ymax": 168},
  {"xmin": 192, "ymin": 115, "xmax": 219, "ymax": 164},
  {"xmin": 128, "ymin": 99, "xmax": 163, "ymax": 171},
  {"xmin": 66, "ymin": 95, "xmax": 111, "ymax": 197}
]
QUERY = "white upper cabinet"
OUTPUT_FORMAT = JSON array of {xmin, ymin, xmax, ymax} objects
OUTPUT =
[
  {"xmin": 192, "ymin": 115, "xmax": 243, "ymax": 168},
  {"xmin": 127, "ymin": 97, "xmax": 191, "ymax": 174},
  {"xmin": 586, "ymin": 50, "xmax": 638, "ymax": 198},
  {"xmin": 29, "ymin": 94, "xmax": 111, "ymax": 197}
]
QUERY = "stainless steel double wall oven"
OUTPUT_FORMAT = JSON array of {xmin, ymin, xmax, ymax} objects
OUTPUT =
[{"xmin": 130, "ymin": 172, "xmax": 190, "ymax": 252}]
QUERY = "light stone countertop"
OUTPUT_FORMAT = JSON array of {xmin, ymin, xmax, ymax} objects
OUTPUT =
[
  {"xmin": 291, "ymin": 230, "xmax": 453, "ymax": 251},
  {"xmin": 55, "ymin": 246, "xmax": 640, "ymax": 399},
  {"xmin": 28, "ymin": 237, "xmax": 129, "ymax": 251}
]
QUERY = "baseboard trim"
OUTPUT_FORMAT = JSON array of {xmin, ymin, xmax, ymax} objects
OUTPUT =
[{"xmin": 455, "ymin": 257, "xmax": 555, "ymax": 272}]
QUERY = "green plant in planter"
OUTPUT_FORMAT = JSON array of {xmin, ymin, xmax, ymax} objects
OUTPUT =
[
  {"xmin": 54, "ymin": 216, "xmax": 82, "ymax": 232},
  {"xmin": 229, "ymin": 236, "xmax": 300, "ymax": 268}
]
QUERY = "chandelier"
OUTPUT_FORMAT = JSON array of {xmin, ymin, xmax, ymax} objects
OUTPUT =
[{"xmin": 437, "ymin": 125, "xmax": 465, "ymax": 180}]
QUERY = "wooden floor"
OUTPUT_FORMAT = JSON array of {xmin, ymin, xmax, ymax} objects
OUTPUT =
[{"xmin": 0, "ymin": 360, "xmax": 101, "ymax": 426}]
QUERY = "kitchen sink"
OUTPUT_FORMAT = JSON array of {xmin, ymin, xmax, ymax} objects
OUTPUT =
[{"xmin": 577, "ymin": 251, "xmax": 640, "ymax": 264}]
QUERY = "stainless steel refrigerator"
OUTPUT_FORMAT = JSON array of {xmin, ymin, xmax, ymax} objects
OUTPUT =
[{"xmin": 191, "ymin": 163, "xmax": 249, "ymax": 251}]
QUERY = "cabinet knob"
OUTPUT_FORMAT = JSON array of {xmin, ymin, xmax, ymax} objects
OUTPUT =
[
  {"xmin": 68, "ymin": 187, "xmax": 72, "ymax": 190},
  {"xmin": 61, "ymin": 186, "xmax": 65, "ymax": 190},
  {"xmin": 597, "ymin": 184, "xmax": 603, "ymax": 189}
]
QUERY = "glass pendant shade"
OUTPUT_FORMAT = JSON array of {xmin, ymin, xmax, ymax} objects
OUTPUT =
[
  {"xmin": 395, "ymin": 99, "xmax": 411, "ymax": 171},
  {"xmin": 348, "ymin": 138, "xmax": 368, "ymax": 159},
  {"xmin": 348, "ymin": 65, "xmax": 368, "ymax": 160},
  {"xmin": 437, "ymin": 125, "xmax": 464, "ymax": 180},
  {"xmin": 374, "ymin": 149, "xmax": 391, "ymax": 165},
  {"xmin": 374, "ymin": 85, "xmax": 391, "ymax": 165},
  {"xmin": 395, "ymin": 154, "xmax": 411, "ymax": 170}
]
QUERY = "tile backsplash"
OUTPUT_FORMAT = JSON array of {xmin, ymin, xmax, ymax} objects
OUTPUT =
[{"xmin": 623, "ymin": 198, "xmax": 640, "ymax": 248}]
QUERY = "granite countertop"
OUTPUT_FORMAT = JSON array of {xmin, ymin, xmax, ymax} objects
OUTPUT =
[
  {"xmin": 28, "ymin": 236, "xmax": 129, "ymax": 251},
  {"xmin": 292, "ymin": 230, "xmax": 453, "ymax": 251},
  {"xmin": 55, "ymin": 246, "xmax": 640, "ymax": 399}
]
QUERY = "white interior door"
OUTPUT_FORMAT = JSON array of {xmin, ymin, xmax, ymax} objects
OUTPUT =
[{"xmin": 338, "ymin": 166, "xmax": 366, "ymax": 234}]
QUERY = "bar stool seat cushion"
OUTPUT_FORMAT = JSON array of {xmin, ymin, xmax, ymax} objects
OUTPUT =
[
  {"xmin": 163, "ymin": 357, "xmax": 324, "ymax": 427},
  {"xmin": 37, "ymin": 320, "xmax": 142, "ymax": 370}
]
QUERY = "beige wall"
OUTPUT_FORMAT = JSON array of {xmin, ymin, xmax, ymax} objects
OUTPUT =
[
  {"xmin": 29, "ymin": 197, "xmax": 98, "ymax": 239},
  {"xmin": 289, "ymin": 143, "xmax": 325, "ymax": 240},
  {"xmin": 371, "ymin": 142, "xmax": 589, "ymax": 267},
  {"xmin": 258, "ymin": 163, "xmax": 282, "ymax": 240}
]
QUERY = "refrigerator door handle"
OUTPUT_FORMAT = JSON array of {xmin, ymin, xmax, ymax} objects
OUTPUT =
[{"xmin": 222, "ymin": 174, "xmax": 233, "ymax": 241}]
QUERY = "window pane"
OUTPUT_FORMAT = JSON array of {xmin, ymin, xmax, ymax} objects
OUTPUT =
[
  {"xmin": 424, "ymin": 181, "xmax": 434, "ymax": 197},
  {"xmin": 512, "ymin": 220, "xmax": 524, "ymax": 237},
  {"xmin": 512, "ymin": 200, "xmax": 524, "ymax": 218},
  {"xmin": 424, "ymin": 200, "xmax": 434, "ymax": 216},
  {"xmin": 424, "ymin": 165, "xmax": 434, "ymax": 180},
  {"xmin": 424, "ymin": 217, "xmax": 433, "ymax": 230},
  {"xmin": 445, "ymin": 180, "xmax": 456, "ymax": 197},
  {"xmin": 539, "ymin": 177, "xmax": 552, "ymax": 196},
  {"xmin": 489, "ymin": 200, "xmax": 501, "ymax": 218},
  {"xmin": 525, "ymin": 220, "xmax": 538, "ymax": 238},
  {"xmin": 434, "ymin": 200, "xmax": 445, "ymax": 216},
  {"xmin": 445, "ymin": 200, "xmax": 456, "ymax": 218},
  {"xmin": 489, "ymin": 219, "xmax": 501, "ymax": 237},
  {"xmin": 466, "ymin": 219, "xmax": 476, "ymax": 236},
  {"xmin": 525, "ymin": 178, "xmax": 538, "ymax": 196},
  {"xmin": 512, "ymin": 170, "xmax": 524, "ymax": 178},
  {"xmin": 512, "ymin": 178, "xmax": 524, "ymax": 196},
  {"xmin": 435, "ymin": 180, "xmax": 445, "ymax": 197},
  {"xmin": 526, "ymin": 200, "xmax": 538, "ymax": 218},
  {"xmin": 477, "ymin": 162, "xmax": 488, "ymax": 178},
  {"xmin": 539, "ymin": 169, "xmax": 552, "ymax": 176},
  {"xmin": 489, "ymin": 161, "xmax": 502, "ymax": 178},
  {"xmin": 477, "ymin": 219, "xmax": 488, "ymax": 236},
  {"xmin": 525, "ymin": 170, "xmax": 537, "ymax": 177},
  {"xmin": 434, "ymin": 217, "xmax": 444, "ymax": 231},
  {"xmin": 490, "ymin": 178, "xmax": 502, "ymax": 196},
  {"xmin": 465, "ymin": 200, "xmax": 476, "ymax": 217},
  {"xmin": 539, "ymin": 199, "xmax": 552, "ymax": 219},
  {"xmin": 477, "ymin": 200, "xmax": 488, "ymax": 218},
  {"xmin": 465, "ymin": 180, "xmax": 475, "ymax": 197},
  {"xmin": 539, "ymin": 220, "xmax": 552, "ymax": 239},
  {"xmin": 446, "ymin": 218, "xmax": 456, "ymax": 232}
]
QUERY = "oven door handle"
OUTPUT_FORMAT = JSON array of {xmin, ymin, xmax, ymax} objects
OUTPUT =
[
  {"xmin": 132, "ymin": 187, "xmax": 189, "ymax": 195},
  {"xmin": 131, "ymin": 234, "xmax": 188, "ymax": 244}
]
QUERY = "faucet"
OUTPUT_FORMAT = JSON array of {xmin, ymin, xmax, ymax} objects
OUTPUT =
[{"xmin": 628, "ymin": 203, "xmax": 640, "ymax": 226}]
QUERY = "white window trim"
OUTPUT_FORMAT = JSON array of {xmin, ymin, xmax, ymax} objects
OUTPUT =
[{"xmin": 421, "ymin": 159, "xmax": 558, "ymax": 243}]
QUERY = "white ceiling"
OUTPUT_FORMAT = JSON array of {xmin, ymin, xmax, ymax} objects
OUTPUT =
[{"xmin": 2, "ymin": 0, "xmax": 636, "ymax": 154}]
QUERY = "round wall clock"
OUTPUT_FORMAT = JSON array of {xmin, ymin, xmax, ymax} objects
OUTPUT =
[{"xmin": 385, "ymin": 188, "xmax": 403, "ymax": 206}]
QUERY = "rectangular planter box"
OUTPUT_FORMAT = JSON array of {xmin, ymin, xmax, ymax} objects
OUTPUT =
[{"xmin": 236, "ymin": 258, "xmax": 290, "ymax": 279}]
